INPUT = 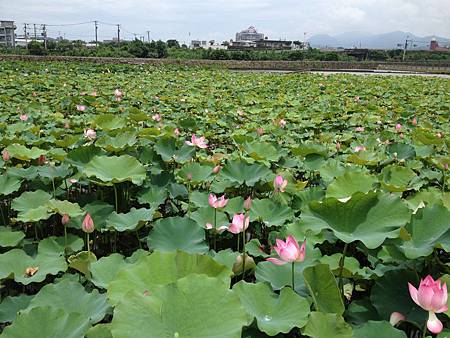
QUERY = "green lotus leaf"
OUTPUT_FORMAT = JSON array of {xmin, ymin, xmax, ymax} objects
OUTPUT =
[
  {"xmin": 0, "ymin": 175, "xmax": 22, "ymax": 196},
  {"xmin": 223, "ymin": 196, "xmax": 245, "ymax": 214},
  {"xmin": 45, "ymin": 199, "xmax": 83, "ymax": 217},
  {"xmin": 137, "ymin": 185, "xmax": 167, "ymax": 207},
  {"xmin": 11, "ymin": 190, "xmax": 53, "ymax": 222},
  {"xmin": 106, "ymin": 208, "xmax": 153, "ymax": 232},
  {"xmin": 38, "ymin": 235, "xmax": 84, "ymax": 255},
  {"xmin": 96, "ymin": 132, "xmax": 137, "ymax": 152},
  {"xmin": 386, "ymin": 143, "xmax": 416, "ymax": 161},
  {"xmin": 302, "ymin": 192, "xmax": 411, "ymax": 249},
  {"xmin": 371, "ymin": 270, "xmax": 426, "ymax": 325},
  {"xmin": 210, "ymin": 249, "xmax": 240, "ymax": 271},
  {"xmin": 0, "ymin": 227, "xmax": 25, "ymax": 247},
  {"xmin": 303, "ymin": 312, "xmax": 354, "ymax": 338},
  {"xmin": 154, "ymin": 137, "xmax": 195, "ymax": 162},
  {"xmin": 319, "ymin": 253, "xmax": 360, "ymax": 277},
  {"xmin": 0, "ymin": 306, "xmax": 91, "ymax": 338},
  {"xmin": 90, "ymin": 253, "xmax": 128, "ymax": 289},
  {"xmin": 242, "ymin": 141, "xmax": 281, "ymax": 163},
  {"xmin": 400, "ymin": 204, "xmax": 450, "ymax": 259},
  {"xmin": 189, "ymin": 191, "xmax": 211, "ymax": 208},
  {"xmin": 83, "ymin": 155, "xmax": 146, "ymax": 185},
  {"xmin": 37, "ymin": 164, "xmax": 72, "ymax": 179},
  {"xmin": 303, "ymin": 264, "xmax": 344, "ymax": 315},
  {"xmin": 66, "ymin": 145, "xmax": 105, "ymax": 169},
  {"xmin": 412, "ymin": 128, "xmax": 444, "ymax": 145},
  {"xmin": 86, "ymin": 324, "xmax": 113, "ymax": 338},
  {"xmin": 147, "ymin": 216, "xmax": 208, "ymax": 253},
  {"xmin": 111, "ymin": 274, "xmax": 248, "ymax": 338},
  {"xmin": 353, "ymin": 320, "xmax": 407, "ymax": 338},
  {"xmin": 345, "ymin": 298, "xmax": 380, "ymax": 326},
  {"xmin": 0, "ymin": 294, "xmax": 34, "ymax": 323},
  {"xmin": 380, "ymin": 165, "xmax": 417, "ymax": 192},
  {"xmin": 5, "ymin": 144, "xmax": 47, "ymax": 161},
  {"xmin": 233, "ymin": 281, "xmax": 310, "ymax": 336},
  {"xmin": 326, "ymin": 171, "xmax": 377, "ymax": 200},
  {"xmin": 190, "ymin": 207, "xmax": 229, "ymax": 230},
  {"xmin": 292, "ymin": 143, "xmax": 328, "ymax": 157},
  {"xmin": 0, "ymin": 248, "xmax": 67, "ymax": 285},
  {"xmin": 68, "ymin": 251, "xmax": 97, "ymax": 278},
  {"xmin": 219, "ymin": 160, "xmax": 272, "ymax": 187},
  {"xmin": 25, "ymin": 279, "xmax": 109, "ymax": 324},
  {"xmin": 250, "ymin": 199, "xmax": 294, "ymax": 227},
  {"xmin": 246, "ymin": 239, "xmax": 270, "ymax": 258},
  {"xmin": 178, "ymin": 162, "xmax": 213, "ymax": 183},
  {"xmin": 94, "ymin": 114, "xmax": 126, "ymax": 130},
  {"xmin": 346, "ymin": 152, "xmax": 380, "ymax": 166},
  {"xmin": 107, "ymin": 250, "xmax": 231, "ymax": 306}
]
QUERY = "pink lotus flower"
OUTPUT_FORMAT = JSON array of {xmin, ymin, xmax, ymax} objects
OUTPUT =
[
  {"xmin": 152, "ymin": 114, "xmax": 161, "ymax": 122},
  {"xmin": 279, "ymin": 119, "xmax": 287, "ymax": 128},
  {"xmin": 408, "ymin": 275, "xmax": 448, "ymax": 334},
  {"xmin": 274, "ymin": 175, "xmax": 288, "ymax": 193},
  {"xmin": 174, "ymin": 128, "xmax": 180, "ymax": 136},
  {"xmin": 212, "ymin": 165, "xmax": 221, "ymax": 174},
  {"xmin": 399, "ymin": 133, "xmax": 404, "ymax": 139},
  {"xmin": 185, "ymin": 134, "xmax": 208, "ymax": 149},
  {"xmin": 84, "ymin": 129, "xmax": 97, "ymax": 140},
  {"xmin": 256, "ymin": 128, "xmax": 264, "ymax": 136},
  {"xmin": 336, "ymin": 142, "xmax": 341, "ymax": 151},
  {"xmin": 82, "ymin": 213, "xmax": 95, "ymax": 233},
  {"xmin": 355, "ymin": 126, "xmax": 365, "ymax": 132},
  {"xmin": 19, "ymin": 114, "xmax": 28, "ymax": 121},
  {"xmin": 354, "ymin": 145, "xmax": 366, "ymax": 152},
  {"xmin": 68, "ymin": 178, "xmax": 78, "ymax": 184},
  {"xmin": 354, "ymin": 96, "xmax": 360, "ymax": 102},
  {"xmin": 61, "ymin": 214, "xmax": 70, "ymax": 225},
  {"xmin": 208, "ymin": 194, "xmax": 228, "ymax": 209},
  {"xmin": 444, "ymin": 163, "xmax": 449, "ymax": 171},
  {"xmin": 32, "ymin": 91, "xmax": 37, "ymax": 97},
  {"xmin": 266, "ymin": 236, "xmax": 306, "ymax": 265},
  {"xmin": 114, "ymin": 88, "xmax": 123, "ymax": 101},
  {"xmin": 2, "ymin": 149, "xmax": 9, "ymax": 162},
  {"xmin": 228, "ymin": 213, "xmax": 250, "ymax": 234},
  {"xmin": 205, "ymin": 223, "xmax": 213, "ymax": 230},
  {"xmin": 395, "ymin": 123, "xmax": 402, "ymax": 131},
  {"xmin": 64, "ymin": 122, "xmax": 70, "ymax": 129},
  {"xmin": 243, "ymin": 196, "xmax": 252, "ymax": 211},
  {"xmin": 412, "ymin": 117, "xmax": 417, "ymax": 126},
  {"xmin": 389, "ymin": 312, "xmax": 406, "ymax": 327},
  {"xmin": 76, "ymin": 105, "xmax": 87, "ymax": 112},
  {"xmin": 91, "ymin": 91, "xmax": 97, "ymax": 97}
]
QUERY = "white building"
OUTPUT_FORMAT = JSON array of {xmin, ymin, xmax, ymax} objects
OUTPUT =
[
  {"xmin": 235, "ymin": 26, "xmax": 264, "ymax": 42},
  {"xmin": 0, "ymin": 20, "xmax": 16, "ymax": 48},
  {"xmin": 190, "ymin": 40, "xmax": 227, "ymax": 50}
]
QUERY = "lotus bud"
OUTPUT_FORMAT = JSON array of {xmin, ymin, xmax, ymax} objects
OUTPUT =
[
  {"xmin": 2, "ymin": 149, "xmax": 10, "ymax": 162},
  {"xmin": 32, "ymin": 91, "xmax": 37, "ymax": 97},
  {"xmin": 399, "ymin": 133, "xmax": 404, "ymax": 139},
  {"xmin": 174, "ymin": 128, "xmax": 180, "ymax": 136},
  {"xmin": 412, "ymin": 117, "xmax": 417, "ymax": 125},
  {"xmin": 279, "ymin": 119, "xmax": 287, "ymax": 128},
  {"xmin": 186, "ymin": 173, "xmax": 193, "ymax": 181},
  {"xmin": 355, "ymin": 126, "xmax": 364, "ymax": 132},
  {"xmin": 76, "ymin": 104, "xmax": 87, "ymax": 112},
  {"xmin": 82, "ymin": 213, "xmax": 95, "ymax": 233},
  {"xmin": 20, "ymin": 114, "xmax": 28, "ymax": 121},
  {"xmin": 38, "ymin": 155, "xmax": 46, "ymax": 165},
  {"xmin": 395, "ymin": 123, "xmax": 402, "ymax": 131},
  {"xmin": 64, "ymin": 122, "xmax": 70, "ymax": 129},
  {"xmin": 152, "ymin": 114, "xmax": 161, "ymax": 122},
  {"xmin": 444, "ymin": 163, "xmax": 448, "ymax": 171},
  {"xmin": 244, "ymin": 196, "xmax": 252, "ymax": 211},
  {"xmin": 390, "ymin": 312, "xmax": 406, "ymax": 326},
  {"xmin": 256, "ymin": 127, "xmax": 264, "ymax": 136},
  {"xmin": 212, "ymin": 165, "xmax": 221, "ymax": 174},
  {"xmin": 61, "ymin": 214, "xmax": 70, "ymax": 225},
  {"xmin": 114, "ymin": 88, "xmax": 123, "ymax": 101},
  {"xmin": 91, "ymin": 90, "xmax": 97, "ymax": 96},
  {"xmin": 336, "ymin": 142, "xmax": 341, "ymax": 151}
]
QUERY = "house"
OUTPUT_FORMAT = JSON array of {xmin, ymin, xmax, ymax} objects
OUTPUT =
[{"xmin": 0, "ymin": 20, "xmax": 16, "ymax": 48}]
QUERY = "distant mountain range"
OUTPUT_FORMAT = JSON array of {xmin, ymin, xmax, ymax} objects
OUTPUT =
[{"xmin": 307, "ymin": 31, "xmax": 450, "ymax": 50}]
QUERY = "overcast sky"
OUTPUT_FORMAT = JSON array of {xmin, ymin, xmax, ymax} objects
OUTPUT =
[{"xmin": 1, "ymin": 0, "xmax": 449, "ymax": 43}]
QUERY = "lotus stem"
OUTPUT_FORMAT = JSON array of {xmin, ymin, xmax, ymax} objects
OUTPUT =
[
  {"xmin": 242, "ymin": 228, "xmax": 246, "ymax": 280},
  {"xmin": 187, "ymin": 181, "xmax": 191, "ymax": 218},
  {"xmin": 213, "ymin": 208, "xmax": 217, "ymax": 252},
  {"xmin": 237, "ymin": 233, "xmax": 240, "ymax": 252},
  {"xmin": 291, "ymin": 262, "xmax": 295, "ymax": 290},
  {"xmin": 135, "ymin": 230, "xmax": 142, "ymax": 249},
  {"xmin": 113, "ymin": 184, "xmax": 119, "ymax": 213},
  {"xmin": 51, "ymin": 178, "xmax": 56, "ymax": 198},
  {"xmin": 64, "ymin": 224, "xmax": 67, "ymax": 249},
  {"xmin": 87, "ymin": 233, "xmax": 90, "ymax": 254},
  {"xmin": 0, "ymin": 203, "xmax": 6, "ymax": 226},
  {"xmin": 422, "ymin": 319, "xmax": 427, "ymax": 338},
  {"xmin": 338, "ymin": 243, "xmax": 349, "ymax": 298}
]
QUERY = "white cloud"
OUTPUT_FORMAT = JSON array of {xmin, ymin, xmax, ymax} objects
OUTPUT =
[{"xmin": 1, "ymin": 0, "xmax": 449, "ymax": 42}]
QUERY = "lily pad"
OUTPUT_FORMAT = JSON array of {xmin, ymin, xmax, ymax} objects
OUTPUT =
[
  {"xmin": 0, "ymin": 294, "xmax": 34, "ymax": 323},
  {"xmin": 303, "ymin": 312, "xmax": 354, "ymax": 338},
  {"xmin": 111, "ymin": 274, "xmax": 248, "ymax": 338},
  {"xmin": 11, "ymin": 190, "xmax": 53, "ymax": 222},
  {"xmin": 353, "ymin": 320, "xmax": 407, "ymax": 338},
  {"xmin": 147, "ymin": 216, "xmax": 208, "ymax": 253},
  {"xmin": 90, "ymin": 253, "xmax": 128, "ymax": 289},
  {"xmin": 83, "ymin": 155, "xmax": 146, "ymax": 185},
  {"xmin": 250, "ymin": 199, "xmax": 294, "ymax": 227},
  {"xmin": 5, "ymin": 144, "xmax": 47, "ymax": 161},
  {"xmin": 326, "ymin": 171, "xmax": 377, "ymax": 200},
  {"xmin": 0, "ymin": 227, "xmax": 25, "ymax": 248},
  {"xmin": 0, "ymin": 175, "xmax": 22, "ymax": 196},
  {"xmin": 233, "ymin": 281, "xmax": 310, "ymax": 336},
  {"xmin": 219, "ymin": 160, "xmax": 272, "ymax": 187}
]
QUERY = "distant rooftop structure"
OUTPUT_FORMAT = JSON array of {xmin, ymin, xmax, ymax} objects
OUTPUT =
[
  {"xmin": 430, "ymin": 38, "xmax": 450, "ymax": 52},
  {"xmin": 236, "ymin": 26, "xmax": 264, "ymax": 42},
  {"xmin": 0, "ymin": 20, "xmax": 16, "ymax": 48}
]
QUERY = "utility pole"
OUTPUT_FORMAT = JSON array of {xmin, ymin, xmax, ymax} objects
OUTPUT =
[
  {"xmin": 24, "ymin": 24, "xmax": 28, "ymax": 48},
  {"xmin": 147, "ymin": 30, "xmax": 150, "ymax": 42},
  {"xmin": 42, "ymin": 24, "xmax": 47, "ymax": 49},
  {"xmin": 94, "ymin": 20, "xmax": 98, "ymax": 46},
  {"xmin": 33, "ymin": 23, "xmax": 37, "ymax": 40},
  {"xmin": 402, "ymin": 36, "xmax": 410, "ymax": 61},
  {"xmin": 116, "ymin": 24, "xmax": 120, "ymax": 46}
]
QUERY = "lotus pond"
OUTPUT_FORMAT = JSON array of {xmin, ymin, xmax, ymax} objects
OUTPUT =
[{"xmin": 0, "ymin": 61, "xmax": 449, "ymax": 337}]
